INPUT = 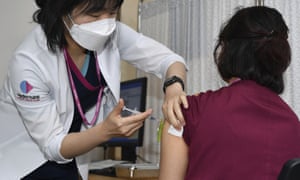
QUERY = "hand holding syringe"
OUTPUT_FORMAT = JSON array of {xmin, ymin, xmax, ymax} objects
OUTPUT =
[{"xmin": 122, "ymin": 106, "xmax": 183, "ymax": 137}]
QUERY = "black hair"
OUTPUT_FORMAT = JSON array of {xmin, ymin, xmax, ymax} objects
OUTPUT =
[
  {"xmin": 33, "ymin": 0, "xmax": 124, "ymax": 53},
  {"xmin": 214, "ymin": 6, "xmax": 291, "ymax": 94}
]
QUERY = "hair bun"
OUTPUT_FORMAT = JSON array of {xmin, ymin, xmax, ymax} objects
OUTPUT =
[{"xmin": 35, "ymin": 0, "xmax": 48, "ymax": 8}]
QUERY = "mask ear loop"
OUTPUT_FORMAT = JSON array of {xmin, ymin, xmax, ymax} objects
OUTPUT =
[
  {"xmin": 68, "ymin": 14, "xmax": 76, "ymax": 24},
  {"xmin": 63, "ymin": 14, "xmax": 75, "ymax": 31}
]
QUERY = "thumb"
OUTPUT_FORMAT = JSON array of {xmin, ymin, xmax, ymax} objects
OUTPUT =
[{"xmin": 112, "ymin": 99, "xmax": 125, "ymax": 116}]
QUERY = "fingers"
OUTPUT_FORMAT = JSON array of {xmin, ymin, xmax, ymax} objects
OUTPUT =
[
  {"xmin": 177, "ymin": 95, "xmax": 188, "ymax": 125},
  {"xmin": 113, "ymin": 111, "xmax": 150, "ymax": 137},
  {"xmin": 162, "ymin": 94, "xmax": 188, "ymax": 130},
  {"xmin": 121, "ymin": 120, "xmax": 144, "ymax": 137},
  {"xmin": 180, "ymin": 95, "xmax": 188, "ymax": 109},
  {"xmin": 105, "ymin": 101, "xmax": 152, "ymax": 137},
  {"xmin": 124, "ymin": 108, "xmax": 152, "ymax": 133},
  {"xmin": 172, "ymin": 98, "xmax": 185, "ymax": 126},
  {"xmin": 166, "ymin": 102, "xmax": 180, "ymax": 127},
  {"xmin": 122, "ymin": 108, "xmax": 152, "ymax": 123}
]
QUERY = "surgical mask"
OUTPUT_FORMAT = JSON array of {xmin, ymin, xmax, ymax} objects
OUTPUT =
[{"xmin": 65, "ymin": 15, "xmax": 116, "ymax": 52}]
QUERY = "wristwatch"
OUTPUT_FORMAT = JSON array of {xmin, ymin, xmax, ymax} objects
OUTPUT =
[{"xmin": 163, "ymin": 75, "xmax": 185, "ymax": 93}]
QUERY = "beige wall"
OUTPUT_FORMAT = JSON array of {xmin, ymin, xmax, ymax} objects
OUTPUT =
[
  {"xmin": 120, "ymin": 0, "xmax": 139, "ymax": 81},
  {"xmin": 120, "ymin": 0, "xmax": 154, "ymax": 82}
]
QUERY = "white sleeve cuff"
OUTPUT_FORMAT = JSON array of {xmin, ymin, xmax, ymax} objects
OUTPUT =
[{"xmin": 44, "ymin": 133, "xmax": 73, "ymax": 163}]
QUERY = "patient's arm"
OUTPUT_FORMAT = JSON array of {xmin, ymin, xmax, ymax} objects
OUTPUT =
[{"xmin": 159, "ymin": 121, "xmax": 188, "ymax": 180}]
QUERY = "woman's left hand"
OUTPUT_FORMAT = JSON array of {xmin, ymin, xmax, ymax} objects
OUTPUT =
[{"xmin": 162, "ymin": 83, "xmax": 188, "ymax": 130}]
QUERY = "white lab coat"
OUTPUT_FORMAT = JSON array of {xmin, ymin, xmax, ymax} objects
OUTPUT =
[{"xmin": 0, "ymin": 22, "xmax": 185, "ymax": 179}]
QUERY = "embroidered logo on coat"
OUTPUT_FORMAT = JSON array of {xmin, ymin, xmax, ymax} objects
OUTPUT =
[
  {"xmin": 20, "ymin": 80, "xmax": 33, "ymax": 94},
  {"xmin": 17, "ymin": 80, "xmax": 40, "ymax": 101}
]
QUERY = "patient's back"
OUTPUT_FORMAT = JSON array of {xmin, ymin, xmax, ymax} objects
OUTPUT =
[{"xmin": 182, "ymin": 80, "xmax": 300, "ymax": 180}]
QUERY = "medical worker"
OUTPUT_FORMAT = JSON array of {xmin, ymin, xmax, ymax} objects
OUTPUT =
[{"xmin": 0, "ymin": 0, "xmax": 187, "ymax": 179}]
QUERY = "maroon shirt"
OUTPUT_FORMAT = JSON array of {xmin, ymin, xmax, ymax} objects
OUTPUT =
[{"xmin": 182, "ymin": 80, "xmax": 300, "ymax": 180}]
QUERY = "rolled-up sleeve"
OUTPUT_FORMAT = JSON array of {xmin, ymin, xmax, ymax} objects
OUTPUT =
[{"xmin": 117, "ymin": 22, "xmax": 186, "ymax": 78}]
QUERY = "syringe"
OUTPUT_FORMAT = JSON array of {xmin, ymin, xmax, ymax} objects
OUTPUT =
[
  {"xmin": 122, "ymin": 106, "xmax": 141, "ymax": 115},
  {"xmin": 123, "ymin": 107, "xmax": 182, "ymax": 137},
  {"xmin": 122, "ymin": 106, "xmax": 157, "ymax": 121}
]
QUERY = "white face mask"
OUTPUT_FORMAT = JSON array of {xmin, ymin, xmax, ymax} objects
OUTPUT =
[{"xmin": 65, "ymin": 15, "xmax": 116, "ymax": 52}]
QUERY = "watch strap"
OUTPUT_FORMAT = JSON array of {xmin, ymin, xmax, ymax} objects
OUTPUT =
[{"xmin": 163, "ymin": 75, "xmax": 184, "ymax": 93}]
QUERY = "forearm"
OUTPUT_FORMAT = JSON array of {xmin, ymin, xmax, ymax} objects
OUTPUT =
[
  {"xmin": 164, "ymin": 62, "xmax": 186, "ymax": 95},
  {"xmin": 165, "ymin": 62, "xmax": 186, "ymax": 80},
  {"xmin": 60, "ymin": 123, "xmax": 109, "ymax": 159},
  {"xmin": 59, "ymin": 98, "xmax": 152, "ymax": 159},
  {"xmin": 162, "ymin": 61, "xmax": 188, "ymax": 127}
]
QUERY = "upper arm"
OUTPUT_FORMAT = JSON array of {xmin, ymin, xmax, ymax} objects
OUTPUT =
[
  {"xmin": 159, "ymin": 121, "xmax": 188, "ymax": 180},
  {"xmin": 117, "ymin": 22, "xmax": 185, "ymax": 78},
  {"xmin": 9, "ymin": 52, "xmax": 69, "ymax": 162}
]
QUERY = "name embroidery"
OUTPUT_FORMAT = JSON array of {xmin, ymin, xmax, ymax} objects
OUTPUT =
[{"xmin": 17, "ymin": 93, "xmax": 40, "ymax": 101}]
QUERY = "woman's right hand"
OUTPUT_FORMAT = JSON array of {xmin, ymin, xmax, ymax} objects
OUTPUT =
[
  {"xmin": 61, "ymin": 99, "xmax": 152, "ymax": 159},
  {"xmin": 101, "ymin": 99, "xmax": 152, "ymax": 140}
]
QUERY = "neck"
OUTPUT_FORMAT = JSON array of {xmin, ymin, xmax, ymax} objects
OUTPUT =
[
  {"xmin": 228, "ymin": 77, "xmax": 241, "ymax": 84},
  {"xmin": 65, "ymin": 33, "xmax": 87, "ymax": 70}
]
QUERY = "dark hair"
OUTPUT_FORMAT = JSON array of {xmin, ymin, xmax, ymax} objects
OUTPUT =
[
  {"xmin": 213, "ymin": 6, "xmax": 291, "ymax": 94},
  {"xmin": 33, "ymin": 0, "xmax": 124, "ymax": 53}
]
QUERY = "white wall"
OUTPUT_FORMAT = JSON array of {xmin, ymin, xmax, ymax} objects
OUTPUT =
[
  {"xmin": 0, "ymin": 1, "xmax": 138, "ymax": 85},
  {"xmin": 0, "ymin": 0, "xmax": 36, "ymax": 86}
]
